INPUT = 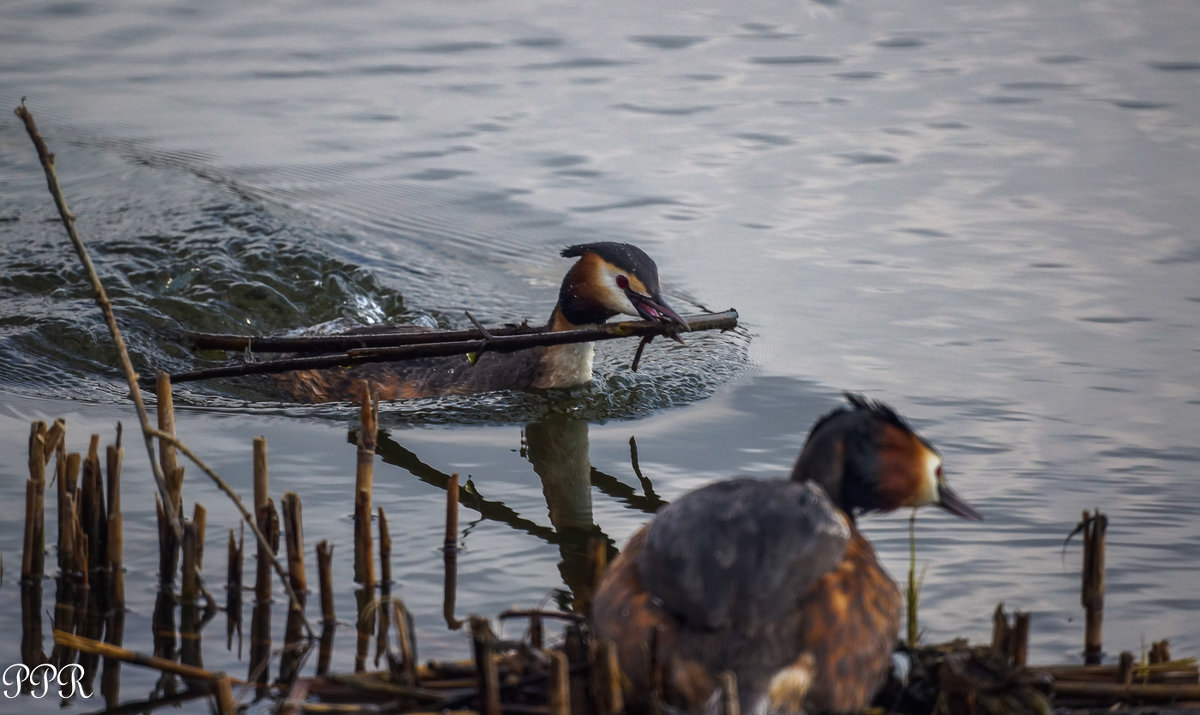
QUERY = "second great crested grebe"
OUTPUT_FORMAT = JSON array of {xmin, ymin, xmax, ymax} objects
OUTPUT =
[
  {"xmin": 591, "ymin": 393, "xmax": 982, "ymax": 713},
  {"xmin": 275, "ymin": 242, "xmax": 688, "ymax": 402}
]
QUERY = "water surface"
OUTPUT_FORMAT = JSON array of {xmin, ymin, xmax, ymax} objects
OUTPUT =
[{"xmin": 2, "ymin": 0, "xmax": 1200, "ymax": 710}]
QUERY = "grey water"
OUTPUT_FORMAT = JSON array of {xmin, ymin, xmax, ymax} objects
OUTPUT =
[{"xmin": 2, "ymin": 0, "xmax": 1199, "ymax": 710}]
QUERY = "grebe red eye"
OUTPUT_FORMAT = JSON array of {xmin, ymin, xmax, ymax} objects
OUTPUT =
[{"xmin": 615, "ymin": 275, "xmax": 629, "ymax": 289}]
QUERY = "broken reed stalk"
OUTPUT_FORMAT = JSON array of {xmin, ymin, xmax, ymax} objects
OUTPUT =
[
  {"xmin": 147, "ymin": 427, "xmax": 313, "ymax": 638},
  {"xmin": 1119, "ymin": 651, "xmax": 1135, "ymax": 685},
  {"xmin": 180, "ymin": 519, "xmax": 201, "ymax": 669},
  {"xmin": 253, "ymin": 437, "xmax": 269, "ymax": 525},
  {"xmin": 376, "ymin": 506, "xmax": 392, "ymax": 668},
  {"xmin": 155, "ymin": 374, "xmax": 185, "ymax": 589},
  {"xmin": 378, "ymin": 508, "xmax": 393, "ymax": 589},
  {"xmin": 354, "ymin": 382, "xmax": 378, "ymax": 586},
  {"xmin": 156, "ymin": 373, "xmax": 185, "ymax": 511},
  {"xmin": 253, "ymin": 437, "xmax": 274, "ymax": 604},
  {"xmin": 444, "ymin": 473, "xmax": 463, "ymax": 630},
  {"xmin": 1150, "ymin": 639, "xmax": 1172, "ymax": 664},
  {"xmin": 60, "ymin": 452, "xmax": 84, "ymax": 578},
  {"xmin": 107, "ymin": 427, "xmax": 125, "ymax": 608},
  {"xmin": 15, "ymin": 101, "xmax": 181, "ymax": 540},
  {"xmin": 547, "ymin": 650, "xmax": 571, "ymax": 715},
  {"xmin": 470, "ymin": 617, "xmax": 502, "ymax": 715},
  {"xmin": 991, "ymin": 603, "xmax": 1030, "ymax": 666},
  {"xmin": 316, "ymin": 540, "xmax": 335, "ymax": 625},
  {"xmin": 1081, "ymin": 509, "xmax": 1107, "ymax": 664},
  {"xmin": 169, "ymin": 310, "xmax": 739, "ymax": 384},
  {"xmin": 44, "ymin": 418, "xmax": 66, "ymax": 462},
  {"xmin": 1012, "ymin": 611, "xmax": 1030, "ymax": 667},
  {"xmin": 181, "ymin": 521, "xmax": 199, "ymax": 604},
  {"xmin": 192, "ymin": 502, "xmax": 207, "ymax": 573},
  {"xmin": 226, "ymin": 524, "xmax": 243, "ymax": 652},
  {"xmin": 81, "ymin": 434, "xmax": 107, "ymax": 585},
  {"xmin": 23, "ymin": 421, "xmax": 48, "ymax": 581},
  {"xmin": 282, "ymin": 492, "xmax": 307, "ymax": 602}
]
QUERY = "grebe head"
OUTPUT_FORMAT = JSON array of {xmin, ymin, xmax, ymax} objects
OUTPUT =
[
  {"xmin": 555, "ymin": 242, "xmax": 688, "ymax": 329},
  {"xmin": 789, "ymin": 393, "xmax": 982, "ymax": 521}
]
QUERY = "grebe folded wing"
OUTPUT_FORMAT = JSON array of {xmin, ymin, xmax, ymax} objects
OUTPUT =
[{"xmin": 637, "ymin": 478, "xmax": 851, "ymax": 631}]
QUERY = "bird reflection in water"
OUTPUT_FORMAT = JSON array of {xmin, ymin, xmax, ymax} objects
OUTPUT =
[{"xmin": 368, "ymin": 412, "xmax": 665, "ymax": 618}]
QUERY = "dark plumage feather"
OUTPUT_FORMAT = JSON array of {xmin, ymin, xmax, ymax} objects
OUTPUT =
[
  {"xmin": 637, "ymin": 479, "xmax": 850, "ymax": 631},
  {"xmin": 562, "ymin": 242, "xmax": 661, "ymax": 291}
]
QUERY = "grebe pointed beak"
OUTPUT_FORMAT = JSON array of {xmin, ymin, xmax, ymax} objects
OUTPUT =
[
  {"xmin": 936, "ymin": 483, "xmax": 983, "ymax": 521},
  {"xmin": 626, "ymin": 289, "xmax": 689, "ymax": 329}
]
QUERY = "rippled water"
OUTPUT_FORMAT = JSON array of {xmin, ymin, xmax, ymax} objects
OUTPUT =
[{"xmin": 2, "ymin": 0, "xmax": 1200, "ymax": 710}]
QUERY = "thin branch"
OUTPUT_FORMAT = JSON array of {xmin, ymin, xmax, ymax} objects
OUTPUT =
[
  {"xmin": 630, "ymin": 335, "xmax": 653, "ymax": 372},
  {"xmin": 462, "ymin": 311, "xmax": 494, "ymax": 340},
  {"xmin": 14, "ymin": 101, "xmax": 182, "ymax": 541},
  {"xmin": 147, "ymin": 427, "xmax": 315, "ymax": 640},
  {"xmin": 170, "ymin": 310, "xmax": 739, "ymax": 384},
  {"xmin": 178, "ymin": 322, "xmax": 543, "ymax": 353}
]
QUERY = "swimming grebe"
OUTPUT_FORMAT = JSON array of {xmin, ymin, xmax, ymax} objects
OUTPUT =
[
  {"xmin": 590, "ymin": 393, "xmax": 982, "ymax": 713},
  {"xmin": 275, "ymin": 242, "xmax": 688, "ymax": 402}
]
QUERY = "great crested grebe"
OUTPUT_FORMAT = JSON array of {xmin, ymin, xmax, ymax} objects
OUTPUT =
[
  {"xmin": 275, "ymin": 242, "xmax": 688, "ymax": 402},
  {"xmin": 591, "ymin": 393, "xmax": 982, "ymax": 714}
]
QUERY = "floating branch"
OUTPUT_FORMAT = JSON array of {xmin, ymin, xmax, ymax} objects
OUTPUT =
[{"xmin": 169, "ymin": 310, "xmax": 739, "ymax": 383}]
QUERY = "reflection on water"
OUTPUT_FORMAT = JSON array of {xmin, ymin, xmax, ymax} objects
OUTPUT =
[{"xmin": 376, "ymin": 411, "xmax": 666, "ymax": 616}]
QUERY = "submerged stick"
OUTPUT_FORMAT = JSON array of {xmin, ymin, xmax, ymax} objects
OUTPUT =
[
  {"xmin": 15, "ymin": 102, "xmax": 181, "ymax": 540},
  {"xmin": 169, "ymin": 310, "xmax": 739, "ymax": 383}
]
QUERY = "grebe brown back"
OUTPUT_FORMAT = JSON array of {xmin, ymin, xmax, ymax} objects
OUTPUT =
[
  {"xmin": 590, "ymin": 393, "xmax": 982, "ymax": 713},
  {"xmin": 274, "ymin": 242, "xmax": 687, "ymax": 402}
]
